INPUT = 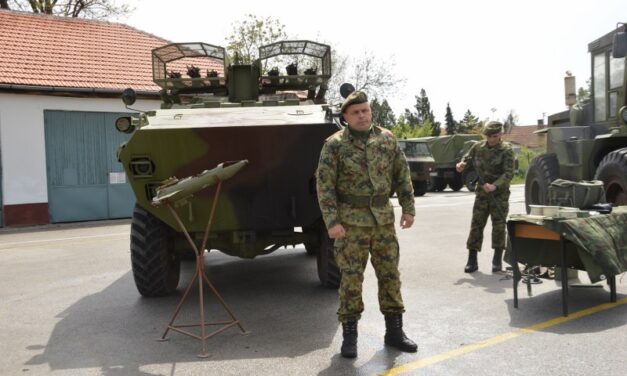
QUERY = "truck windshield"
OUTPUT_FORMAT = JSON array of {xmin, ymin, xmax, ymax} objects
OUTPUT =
[{"xmin": 401, "ymin": 142, "xmax": 431, "ymax": 157}]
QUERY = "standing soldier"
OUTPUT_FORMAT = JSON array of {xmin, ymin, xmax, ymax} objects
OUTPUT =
[
  {"xmin": 456, "ymin": 121, "xmax": 514, "ymax": 273},
  {"xmin": 316, "ymin": 90, "xmax": 417, "ymax": 358}
]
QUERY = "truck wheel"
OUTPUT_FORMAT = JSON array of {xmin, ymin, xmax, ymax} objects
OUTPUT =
[
  {"xmin": 450, "ymin": 174, "xmax": 464, "ymax": 191},
  {"xmin": 432, "ymin": 177, "xmax": 446, "ymax": 192},
  {"xmin": 463, "ymin": 170, "xmax": 478, "ymax": 192},
  {"xmin": 413, "ymin": 181, "xmax": 428, "ymax": 196},
  {"xmin": 594, "ymin": 148, "xmax": 627, "ymax": 205},
  {"xmin": 524, "ymin": 153, "xmax": 559, "ymax": 213},
  {"xmin": 316, "ymin": 228, "xmax": 340, "ymax": 288},
  {"xmin": 130, "ymin": 204, "xmax": 180, "ymax": 297}
]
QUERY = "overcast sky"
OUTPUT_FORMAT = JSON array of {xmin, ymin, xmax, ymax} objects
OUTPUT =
[{"xmin": 123, "ymin": 0, "xmax": 626, "ymax": 125}]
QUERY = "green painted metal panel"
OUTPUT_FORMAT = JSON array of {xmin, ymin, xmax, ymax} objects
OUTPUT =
[{"xmin": 44, "ymin": 110, "xmax": 133, "ymax": 223}]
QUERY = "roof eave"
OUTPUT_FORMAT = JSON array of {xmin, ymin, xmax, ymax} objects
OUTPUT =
[{"xmin": 0, "ymin": 84, "xmax": 160, "ymax": 99}]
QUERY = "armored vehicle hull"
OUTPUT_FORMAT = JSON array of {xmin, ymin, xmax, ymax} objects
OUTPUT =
[{"xmin": 118, "ymin": 41, "xmax": 341, "ymax": 296}]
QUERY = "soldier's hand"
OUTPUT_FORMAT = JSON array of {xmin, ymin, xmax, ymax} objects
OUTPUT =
[
  {"xmin": 482, "ymin": 183, "xmax": 497, "ymax": 193},
  {"xmin": 328, "ymin": 224, "xmax": 346, "ymax": 239},
  {"xmin": 400, "ymin": 213, "xmax": 414, "ymax": 229},
  {"xmin": 456, "ymin": 161, "xmax": 466, "ymax": 173}
]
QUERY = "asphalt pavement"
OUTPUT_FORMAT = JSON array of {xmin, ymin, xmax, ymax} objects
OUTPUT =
[{"xmin": 1, "ymin": 185, "xmax": 626, "ymax": 376}]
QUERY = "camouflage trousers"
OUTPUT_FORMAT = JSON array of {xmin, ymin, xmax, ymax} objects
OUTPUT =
[
  {"xmin": 466, "ymin": 190, "xmax": 510, "ymax": 251},
  {"xmin": 334, "ymin": 224, "xmax": 405, "ymax": 323}
]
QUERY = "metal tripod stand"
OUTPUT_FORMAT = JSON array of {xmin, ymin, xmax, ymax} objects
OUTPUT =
[{"xmin": 157, "ymin": 178, "xmax": 248, "ymax": 357}]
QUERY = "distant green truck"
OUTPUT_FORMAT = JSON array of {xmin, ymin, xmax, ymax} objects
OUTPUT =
[
  {"xmin": 397, "ymin": 139, "xmax": 436, "ymax": 196},
  {"xmin": 412, "ymin": 134, "xmax": 482, "ymax": 192}
]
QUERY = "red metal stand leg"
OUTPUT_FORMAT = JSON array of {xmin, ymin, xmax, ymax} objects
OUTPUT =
[{"xmin": 157, "ymin": 181, "xmax": 247, "ymax": 357}]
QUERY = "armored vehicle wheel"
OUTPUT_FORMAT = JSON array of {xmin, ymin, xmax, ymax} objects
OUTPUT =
[
  {"xmin": 316, "ymin": 228, "xmax": 340, "ymax": 289},
  {"xmin": 413, "ymin": 181, "xmax": 428, "ymax": 196},
  {"xmin": 525, "ymin": 153, "xmax": 559, "ymax": 213},
  {"xmin": 130, "ymin": 204, "xmax": 180, "ymax": 297},
  {"xmin": 303, "ymin": 220, "xmax": 324, "ymax": 256},
  {"xmin": 463, "ymin": 170, "xmax": 478, "ymax": 192},
  {"xmin": 594, "ymin": 148, "xmax": 627, "ymax": 205},
  {"xmin": 450, "ymin": 174, "xmax": 464, "ymax": 192}
]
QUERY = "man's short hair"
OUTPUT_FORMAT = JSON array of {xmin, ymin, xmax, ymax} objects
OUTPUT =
[
  {"xmin": 341, "ymin": 91, "xmax": 369, "ymax": 114},
  {"xmin": 482, "ymin": 121, "xmax": 503, "ymax": 135}
]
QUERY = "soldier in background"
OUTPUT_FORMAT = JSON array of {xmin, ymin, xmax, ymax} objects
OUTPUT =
[
  {"xmin": 456, "ymin": 121, "xmax": 515, "ymax": 273},
  {"xmin": 316, "ymin": 91, "xmax": 418, "ymax": 358}
]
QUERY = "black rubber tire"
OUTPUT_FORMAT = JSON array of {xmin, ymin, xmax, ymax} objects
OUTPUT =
[
  {"xmin": 524, "ymin": 153, "xmax": 559, "ymax": 213},
  {"xmin": 450, "ymin": 174, "xmax": 464, "ymax": 192},
  {"xmin": 463, "ymin": 169, "xmax": 478, "ymax": 192},
  {"xmin": 432, "ymin": 177, "xmax": 446, "ymax": 192},
  {"xmin": 130, "ymin": 204, "xmax": 181, "ymax": 297},
  {"xmin": 594, "ymin": 148, "xmax": 627, "ymax": 206},
  {"xmin": 316, "ymin": 228, "xmax": 340, "ymax": 289},
  {"xmin": 413, "ymin": 181, "xmax": 428, "ymax": 196},
  {"xmin": 303, "ymin": 220, "xmax": 323, "ymax": 256}
]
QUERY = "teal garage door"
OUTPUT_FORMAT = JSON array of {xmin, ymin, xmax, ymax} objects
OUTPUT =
[{"xmin": 44, "ymin": 110, "xmax": 135, "ymax": 223}]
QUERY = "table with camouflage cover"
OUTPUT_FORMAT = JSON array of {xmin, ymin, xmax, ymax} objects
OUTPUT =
[{"xmin": 507, "ymin": 206, "xmax": 627, "ymax": 316}]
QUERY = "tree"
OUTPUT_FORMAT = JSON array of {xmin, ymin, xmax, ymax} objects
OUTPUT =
[
  {"xmin": 577, "ymin": 78, "xmax": 591, "ymax": 104},
  {"xmin": 503, "ymin": 109, "xmax": 518, "ymax": 133},
  {"xmin": 370, "ymin": 98, "xmax": 396, "ymax": 128},
  {"xmin": 390, "ymin": 117, "xmax": 434, "ymax": 139},
  {"xmin": 328, "ymin": 50, "xmax": 405, "ymax": 104},
  {"xmin": 414, "ymin": 89, "xmax": 441, "ymax": 136},
  {"xmin": 401, "ymin": 108, "xmax": 420, "ymax": 129},
  {"xmin": 225, "ymin": 14, "xmax": 287, "ymax": 65},
  {"xmin": 458, "ymin": 109, "xmax": 482, "ymax": 134},
  {"xmin": 444, "ymin": 102, "xmax": 457, "ymax": 135},
  {"xmin": 1, "ymin": 0, "xmax": 133, "ymax": 19}
]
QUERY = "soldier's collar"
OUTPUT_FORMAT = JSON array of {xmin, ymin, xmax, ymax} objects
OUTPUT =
[{"xmin": 346, "ymin": 125, "xmax": 373, "ymax": 140}]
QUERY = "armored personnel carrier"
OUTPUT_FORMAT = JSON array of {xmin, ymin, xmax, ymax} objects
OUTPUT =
[
  {"xmin": 115, "ymin": 41, "xmax": 342, "ymax": 296},
  {"xmin": 525, "ymin": 24, "xmax": 627, "ymax": 211}
]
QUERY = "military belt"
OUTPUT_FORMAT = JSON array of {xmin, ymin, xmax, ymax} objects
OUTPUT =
[{"xmin": 337, "ymin": 194, "xmax": 389, "ymax": 208}]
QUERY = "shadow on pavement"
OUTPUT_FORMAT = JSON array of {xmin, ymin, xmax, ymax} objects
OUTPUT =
[{"xmin": 25, "ymin": 249, "xmax": 339, "ymax": 375}]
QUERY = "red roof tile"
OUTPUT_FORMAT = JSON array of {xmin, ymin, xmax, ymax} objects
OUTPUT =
[
  {"xmin": 503, "ymin": 125, "xmax": 546, "ymax": 149},
  {"xmin": 0, "ymin": 10, "xmax": 223, "ymax": 92}
]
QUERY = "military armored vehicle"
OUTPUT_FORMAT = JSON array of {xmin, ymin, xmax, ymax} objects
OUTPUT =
[
  {"xmin": 525, "ymin": 24, "xmax": 627, "ymax": 211},
  {"xmin": 412, "ymin": 134, "xmax": 481, "ymax": 192},
  {"xmin": 115, "ymin": 41, "xmax": 343, "ymax": 296},
  {"xmin": 397, "ymin": 139, "xmax": 436, "ymax": 196}
]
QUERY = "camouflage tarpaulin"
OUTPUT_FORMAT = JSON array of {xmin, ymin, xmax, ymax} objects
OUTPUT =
[
  {"xmin": 418, "ymin": 134, "xmax": 481, "ymax": 165},
  {"xmin": 557, "ymin": 206, "xmax": 627, "ymax": 282},
  {"xmin": 507, "ymin": 206, "xmax": 627, "ymax": 282}
]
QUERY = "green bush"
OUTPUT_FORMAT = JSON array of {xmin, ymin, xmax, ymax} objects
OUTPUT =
[{"xmin": 512, "ymin": 146, "xmax": 541, "ymax": 184}]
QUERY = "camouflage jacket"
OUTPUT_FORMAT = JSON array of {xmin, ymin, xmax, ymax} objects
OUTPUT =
[
  {"xmin": 464, "ymin": 140, "xmax": 515, "ymax": 193},
  {"xmin": 316, "ymin": 125, "xmax": 415, "ymax": 228}
]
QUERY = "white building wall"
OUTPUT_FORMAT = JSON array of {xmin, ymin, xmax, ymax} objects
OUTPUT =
[{"xmin": 0, "ymin": 92, "xmax": 160, "ymax": 205}]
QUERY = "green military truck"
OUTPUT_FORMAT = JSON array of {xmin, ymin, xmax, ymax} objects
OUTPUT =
[
  {"xmin": 412, "ymin": 134, "xmax": 482, "ymax": 192},
  {"xmin": 397, "ymin": 139, "xmax": 436, "ymax": 196},
  {"xmin": 115, "ymin": 41, "xmax": 344, "ymax": 296},
  {"xmin": 525, "ymin": 23, "xmax": 627, "ymax": 211}
]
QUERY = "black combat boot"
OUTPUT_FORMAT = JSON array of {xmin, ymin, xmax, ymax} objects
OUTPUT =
[
  {"xmin": 492, "ymin": 249, "xmax": 503, "ymax": 272},
  {"xmin": 384, "ymin": 314, "xmax": 418, "ymax": 352},
  {"xmin": 464, "ymin": 249, "xmax": 478, "ymax": 273},
  {"xmin": 341, "ymin": 321, "xmax": 358, "ymax": 358}
]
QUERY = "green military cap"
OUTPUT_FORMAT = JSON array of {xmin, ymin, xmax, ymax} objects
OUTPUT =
[
  {"xmin": 340, "ymin": 90, "xmax": 368, "ymax": 113},
  {"xmin": 482, "ymin": 121, "xmax": 504, "ymax": 135}
]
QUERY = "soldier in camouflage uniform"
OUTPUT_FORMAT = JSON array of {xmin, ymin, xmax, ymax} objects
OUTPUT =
[
  {"xmin": 316, "ymin": 91, "xmax": 417, "ymax": 358},
  {"xmin": 456, "ymin": 121, "xmax": 515, "ymax": 273}
]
